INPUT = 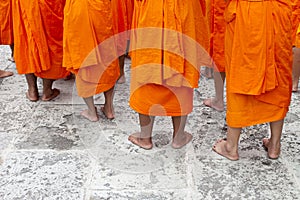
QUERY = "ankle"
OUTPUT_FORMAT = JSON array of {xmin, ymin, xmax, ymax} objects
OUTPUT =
[
  {"xmin": 225, "ymin": 142, "xmax": 238, "ymax": 153},
  {"xmin": 29, "ymin": 87, "xmax": 38, "ymax": 93}
]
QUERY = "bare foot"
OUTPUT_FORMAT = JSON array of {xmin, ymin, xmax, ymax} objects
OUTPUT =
[
  {"xmin": 172, "ymin": 131, "xmax": 193, "ymax": 149},
  {"xmin": 262, "ymin": 138, "xmax": 280, "ymax": 159},
  {"xmin": 26, "ymin": 90, "xmax": 39, "ymax": 102},
  {"xmin": 81, "ymin": 108, "xmax": 98, "ymax": 122},
  {"xmin": 117, "ymin": 75, "xmax": 126, "ymax": 84},
  {"xmin": 212, "ymin": 139, "xmax": 239, "ymax": 161},
  {"xmin": 203, "ymin": 98, "xmax": 224, "ymax": 112},
  {"xmin": 8, "ymin": 57, "xmax": 15, "ymax": 62},
  {"xmin": 100, "ymin": 106, "xmax": 114, "ymax": 120},
  {"xmin": 41, "ymin": 88, "xmax": 60, "ymax": 101},
  {"xmin": 128, "ymin": 133, "xmax": 153, "ymax": 150},
  {"xmin": 0, "ymin": 70, "xmax": 13, "ymax": 78},
  {"xmin": 292, "ymin": 82, "xmax": 299, "ymax": 92}
]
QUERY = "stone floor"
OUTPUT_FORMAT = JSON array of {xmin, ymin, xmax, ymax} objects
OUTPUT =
[{"xmin": 0, "ymin": 45, "xmax": 300, "ymax": 200}]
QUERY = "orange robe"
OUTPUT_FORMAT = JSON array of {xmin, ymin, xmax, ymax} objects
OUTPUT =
[
  {"xmin": 130, "ymin": 0, "xmax": 210, "ymax": 116},
  {"xmin": 63, "ymin": 0, "xmax": 120, "ymax": 98},
  {"xmin": 111, "ymin": 0, "xmax": 134, "ymax": 55},
  {"xmin": 292, "ymin": 0, "xmax": 300, "ymax": 45},
  {"xmin": 13, "ymin": 0, "xmax": 69, "ymax": 79},
  {"xmin": 296, "ymin": 25, "xmax": 300, "ymax": 47},
  {"xmin": 0, "ymin": 0, "xmax": 13, "ymax": 45},
  {"xmin": 293, "ymin": 0, "xmax": 300, "ymax": 47},
  {"xmin": 209, "ymin": 0, "xmax": 226, "ymax": 72},
  {"xmin": 225, "ymin": 0, "xmax": 293, "ymax": 127}
]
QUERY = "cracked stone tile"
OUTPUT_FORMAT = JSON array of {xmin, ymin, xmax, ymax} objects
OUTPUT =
[
  {"xmin": 0, "ymin": 73, "xmax": 28, "ymax": 95},
  {"xmin": 0, "ymin": 131, "xmax": 16, "ymax": 152},
  {"xmin": 89, "ymin": 152, "xmax": 190, "ymax": 191},
  {"xmin": 0, "ymin": 151, "xmax": 90, "ymax": 199},
  {"xmin": 192, "ymin": 156, "xmax": 300, "ymax": 200},
  {"xmin": 25, "ymin": 104, "xmax": 74, "ymax": 129},
  {"xmin": 281, "ymin": 130, "xmax": 300, "ymax": 185},
  {"xmin": 88, "ymin": 189, "xmax": 195, "ymax": 200},
  {"xmin": 0, "ymin": 94, "xmax": 36, "ymax": 132},
  {"xmin": 82, "ymin": 128, "xmax": 193, "ymax": 173},
  {"xmin": 14, "ymin": 126, "xmax": 83, "ymax": 150},
  {"xmin": 0, "ymin": 45, "xmax": 12, "ymax": 70}
]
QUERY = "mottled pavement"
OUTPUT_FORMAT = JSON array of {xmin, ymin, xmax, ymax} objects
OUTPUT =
[{"xmin": 0, "ymin": 45, "xmax": 299, "ymax": 200}]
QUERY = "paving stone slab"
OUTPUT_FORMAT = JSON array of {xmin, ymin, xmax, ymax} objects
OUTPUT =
[
  {"xmin": 89, "ymin": 153, "xmax": 190, "ymax": 190},
  {"xmin": 192, "ymin": 156, "xmax": 300, "ymax": 200},
  {"xmin": 88, "ymin": 189, "xmax": 197, "ymax": 200},
  {"xmin": 0, "ymin": 151, "xmax": 90, "ymax": 199},
  {"xmin": 14, "ymin": 126, "xmax": 83, "ymax": 151},
  {"xmin": 0, "ymin": 94, "xmax": 37, "ymax": 132},
  {"xmin": 0, "ymin": 131, "xmax": 16, "ymax": 152}
]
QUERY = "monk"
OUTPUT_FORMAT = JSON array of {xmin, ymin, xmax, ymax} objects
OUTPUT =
[
  {"xmin": 292, "ymin": 0, "xmax": 300, "ymax": 92},
  {"xmin": 13, "ymin": 0, "xmax": 69, "ymax": 101},
  {"xmin": 0, "ymin": 0, "xmax": 14, "ymax": 62},
  {"xmin": 128, "ymin": 0, "xmax": 209, "ymax": 149},
  {"xmin": 203, "ymin": 0, "xmax": 226, "ymax": 112},
  {"xmin": 213, "ymin": 0, "xmax": 293, "ymax": 160},
  {"xmin": 112, "ymin": 0, "xmax": 134, "ymax": 84},
  {"xmin": 63, "ymin": 0, "xmax": 120, "ymax": 122}
]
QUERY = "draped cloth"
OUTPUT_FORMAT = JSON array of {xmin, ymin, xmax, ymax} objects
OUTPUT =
[
  {"xmin": 292, "ymin": 0, "xmax": 300, "ymax": 45},
  {"xmin": 225, "ymin": 0, "xmax": 293, "ymax": 127},
  {"xmin": 111, "ymin": 0, "xmax": 134, "ymax": 55},
  {"xmin": 129, "ymin": 0, "xmax": 210, "ymax": 116},
  {"xmin": 13, "ymin": 0, "xmax": 69, "ymax": 79},
  {"xmin": 0, "ymin": 0, "xmax": 13, "ymax": 45},
  {"xmin": 209, "ymin": 0, "xmax": 226, "ymax": 72},
  {"xmin": 63, "ymin": 0, "xmax": 120, "ymax": 98}
]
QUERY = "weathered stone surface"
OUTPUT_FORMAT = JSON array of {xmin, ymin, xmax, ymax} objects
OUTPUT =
[
  {"xmin": 0, "ymin": 151, "xmax": 90, "ymax": 199},
  {"xmin": 0, "ymin": 46, "xmax": 299, "ymax": 199}
]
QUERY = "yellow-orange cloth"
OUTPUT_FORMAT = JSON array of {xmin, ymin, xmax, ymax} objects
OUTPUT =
[
  {"xmin": 296, "ymin": 24, "xmax": 300, "ymax": 47},
  {"xmin": 294, "ymin": 0, "xmax": 300, "ymax": 47},
  {"xmin": 130, "ymin": 0, "xmax": 210, "ymax": 116},
  {"xmin": 0, "ymin": 0, "xmax": 13, "ymax": 44},
  {"xmin": 209, "ymin": 0, "xmax": 226, "ymax": 72},
  {"xmin": 63, "ymin": 0, "xmax": 119, "ymax": 98},
  {"xmin": 225, "ymin": 0, "xmax": 292, "ymax": 127},
  {"xmin": 112, "ymin": 0, "xmax": 134, "ymax": 55},
  {"xmin": 292, "ymin": 0, "xmax": 300, "ymax": 45},
  {"xmin": 13, "ymin": 0, "xmax": 69, "ymax": 79}
]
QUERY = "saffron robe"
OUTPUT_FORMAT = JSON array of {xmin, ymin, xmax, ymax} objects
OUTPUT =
[
  {"xmin": 130, "ymin": 0, "xmax": 210, "ymax": 116},
  {"xmin": 225, "ymin": 0, "xmax": 292, "ymax": 127},
  {"xmin": 63, "ymin": 0, "xmax": 120, "ymax": 98},
  {"xmin": 0, "ymin": 0, "xmax": 13, "ymax": 45},
  {"xmin": 13, "ymin": 0, "xmax": 69, "ymax": 79}
]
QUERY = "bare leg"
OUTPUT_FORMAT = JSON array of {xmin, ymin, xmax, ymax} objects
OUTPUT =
[
  {"xmin": 0, "ymin": 69, "xmax": 13, "ymax": 78},
  {"xmin": 117, "ymin": 55, "xmax": 126, "ymax": 84},
  {"xmin": 171, "ymin": 115, "xmax": 192, "ymax": 149},
  {"xmin": 292, "ymin": 47, "xmax": 300, "ymax": 92},
  {"xmin": 128, "ymin": 114, "xmax": 154, "ymax": 149},
  {"xmin": 41, "ymin": 79, "xmax": 60, "ymax": 101},
  {"xmin": 101, "ymin": 86, "xmax": 115, "ymax": 119},
  {"xmin": 213, "ymin": 126, "xmax": 240, "ymax": 160},
  {"xmin": 203, "ymin": 71, "xmax": 225, "ymax": 111},
  {"xmin": 25, "ymin": 73, "xmax": 39, "ymax": 101},
  {"xmin": 81, "ymin": 96, "xmax": 98, "ymax": 122},
  {"xmin": 203, "ymin": 67, "xmax": 213, "ymax": 78},
  {"xmin": 263, "ymin": 119, "xmax": 283, "ymax": 159}
]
